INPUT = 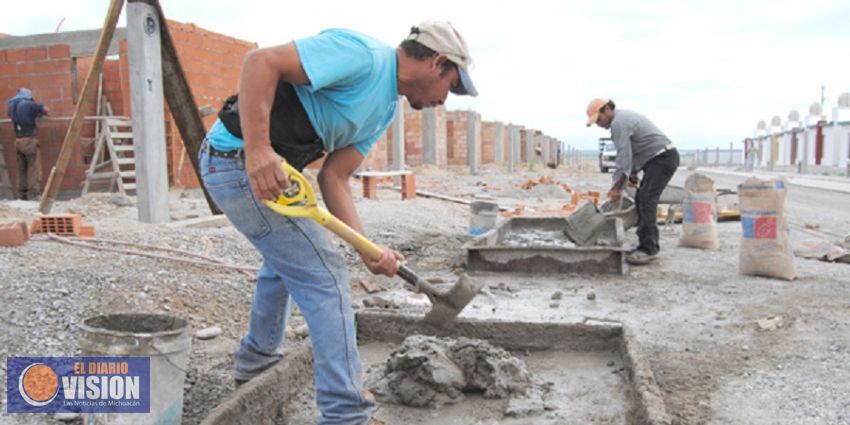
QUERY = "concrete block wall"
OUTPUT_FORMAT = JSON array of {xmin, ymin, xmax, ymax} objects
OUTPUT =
[
  {"xmin": 446, "ymin": 110, "xmax": 482, "ymax": 166},
  {"xmin": 0, "ymin": 43, "xmax": 85, "ymax": 192}
]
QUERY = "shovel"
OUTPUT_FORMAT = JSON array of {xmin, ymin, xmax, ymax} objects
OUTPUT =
[{"xmin": 263, "ymin": 161, "xmax": 483, "ymax": 326}]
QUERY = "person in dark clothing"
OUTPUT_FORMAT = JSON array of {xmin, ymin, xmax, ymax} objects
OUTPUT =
[
  {"xmin": 6, "ymin": 88, "xmax": 49, "ymax": 200},
  {"xmin": 587, "ymin": 98, "xmax": 679, "ymax": 265}
]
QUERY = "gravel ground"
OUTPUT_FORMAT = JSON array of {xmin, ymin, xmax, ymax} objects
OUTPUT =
[{"xmin": 1, "ymin": 162, "xmax": 849, "ymax": 425}]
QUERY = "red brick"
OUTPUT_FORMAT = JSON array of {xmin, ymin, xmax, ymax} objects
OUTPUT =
[
  {"xmin": 6, "ymin": 48, "xmax": 27, "ymax": 62},
  {"xmin": 49, "ymin": 74, "xmax": 71, "ymax": 88},
  {"xmin": 29, "ymin": 74, "xmax": 50, "ymax": 89},
  {"xmin": 79, "ymin": 225, "xmax": 95, "ymax": 238},
  {"xmin": 0, "ymin": 62, "xmax": 16, "ymax": 76},
  {"xmin": 0, "ymin": 50, "xmax": 6, "ymax": 62},
  {"xmin": 30, "ymin": 218, "xmax": 41, "ymax": 234},
  {"xmin": 48, "ymin": 59, "xmax": 72, "ymax": 74},
  {"xmin": 401, "ymin": 174, "xmax": 416, "ymax": 200},
  {"xmin": 362, "ymin": 176, "xmax": 378, "ymax": 199},
  {"xmin": 0, "ymin": 222, "xmax": 29, "ymax": 247},
  {"xmin": 48, "ymin": 45, "xmax": 71, "ymax": 59},
  {"xmin": 32, "ymin": 214, "xmax": 82, "ymax": 236},
  {"xmin": 25, "ymin": 47, "xmax": 48, "ymax": 61}
]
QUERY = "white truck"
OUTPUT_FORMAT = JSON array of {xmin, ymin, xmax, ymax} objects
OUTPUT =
[{"xmin": 598, "ymin": 137, "xmax": 616, "ymax": 173}]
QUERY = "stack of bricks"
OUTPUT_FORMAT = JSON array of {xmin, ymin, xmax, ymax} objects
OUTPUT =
[
  {"xmin": 401, "ymin": 174, "xmax": 416, "ymax": 200},
  {"xmin": 0, "ymin": 222, "xmax": 31, "ymax": 247}
]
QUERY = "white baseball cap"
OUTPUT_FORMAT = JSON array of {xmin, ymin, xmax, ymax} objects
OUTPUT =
[{"xmin": 406, "ymin": 21, "xmax": 477, "ymax": 97}]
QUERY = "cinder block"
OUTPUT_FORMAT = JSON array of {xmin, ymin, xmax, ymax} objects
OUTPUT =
[
  {"xmin": 401, "ymin": 174, "xmax": 416, "ymax": 200},
  {"xmin": 0, "ymin": 222, "xmax": 29, "ymax": 247}
]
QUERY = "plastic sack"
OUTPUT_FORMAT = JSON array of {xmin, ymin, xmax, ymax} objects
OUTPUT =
[
  {"xmin": 679, "ymin": 173, "xmax": 719, "ymax": 250},
  {"xmin": 738, "ymin": 177, "xmax": 796, "ymax": 280}
]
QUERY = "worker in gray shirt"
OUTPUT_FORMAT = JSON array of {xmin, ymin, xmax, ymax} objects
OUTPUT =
[{"xmin": 587, "ymin": 98, "xmax": 679, "ymax": 265}]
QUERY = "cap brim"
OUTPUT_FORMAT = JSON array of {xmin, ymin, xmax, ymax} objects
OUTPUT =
[
  {"xmin": 586, "ymin": 112, "xmax": 598, "ymax": 127},
  {"xmin": 451, "ymin": 67, "xmax": 478, "ymax": 97}
]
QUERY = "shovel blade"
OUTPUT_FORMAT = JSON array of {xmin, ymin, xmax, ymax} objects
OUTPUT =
[{"xmin": 423, "ymin": 274, "xmax": 485, "ymax": 326}]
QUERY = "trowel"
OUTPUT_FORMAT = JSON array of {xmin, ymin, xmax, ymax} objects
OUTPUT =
[{"xmin": 264, "ymin": 161, "xmax": 484, "ymax": 326}]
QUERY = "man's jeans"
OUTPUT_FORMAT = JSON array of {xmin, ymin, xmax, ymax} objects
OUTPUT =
[
  {"xmin": 199, "ymin": 141, "xmax": 374, "ymax": 425},
  {"xmin": 635, "ymin": 149, "xmax": 680, "ymax": 255}
]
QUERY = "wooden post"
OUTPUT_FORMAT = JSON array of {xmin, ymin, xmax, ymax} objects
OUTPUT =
[
  {"xmin": 149, "ymin": 0, "xmax": 220, "ymax": 214},
  {"xmin": 38, "ymin": 0, "xmax": 124, "ymax": 213}
]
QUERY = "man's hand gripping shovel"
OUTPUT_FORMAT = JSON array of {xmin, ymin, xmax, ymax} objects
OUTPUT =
[{"xmin": 263, "ymin": 161, "xmax": 483, "ymax": 326}]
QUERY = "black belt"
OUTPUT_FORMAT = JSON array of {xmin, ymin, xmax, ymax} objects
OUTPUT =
[{"xmin": 208, "ymin": 145, "xmax": 243, "ymax": 159}]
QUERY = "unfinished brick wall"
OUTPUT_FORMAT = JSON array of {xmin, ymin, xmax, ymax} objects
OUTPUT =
[
  {"xmin": 446, "ymin": 110, "xmax": 482, "ymax": 166},
  {"xmin": 164, "ymin": 20, "xmax": 257, "ymax": 187},
  {"xmin": 481, "ymin": 121, "xmax": 505, "ymax": 165},
  {"xmin": 403, "ymin": 102, "xmax": 423, "ymax": 166},
  {"xmin": 0, "ymin": 44, "xmax": 84, "ymax": 192},
  {"xmin": 384, "ymin": 99, "xmax": 424, "ymax": 167},
  {"xmin": 385, "ymin": 103, "xmax": 447, "ymax": 168}
]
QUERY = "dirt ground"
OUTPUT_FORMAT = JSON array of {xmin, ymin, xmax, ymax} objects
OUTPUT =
[{"xmin": 1, "ymin": 161, "xmax": 849, "ymax": 425}]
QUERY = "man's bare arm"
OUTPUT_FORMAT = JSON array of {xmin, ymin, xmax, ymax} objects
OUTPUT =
[
  {"xmin": 238, "ymin": 43, "xmax": 310, "ymax": 201},
  {"xmin": 319, "ymin": 146, "xmax": 402, "ymax": 277}
]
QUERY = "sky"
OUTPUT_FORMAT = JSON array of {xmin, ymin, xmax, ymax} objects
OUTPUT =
[{"xmin": 3, "ymin": 0, "xmax": 849, "ymax": 150}]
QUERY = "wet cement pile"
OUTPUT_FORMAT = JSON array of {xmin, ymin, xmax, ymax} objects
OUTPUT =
[{"xmin": 367, "ymin": 335, "xmax": 552, "ymax": 417}]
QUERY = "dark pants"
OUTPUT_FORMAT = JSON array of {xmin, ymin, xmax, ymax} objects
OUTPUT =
[
  {"xmin": 635, "ymin": 149, "xmax": 679, "ymax": 255},
  {"xmin": 15, "ymin": 136, "xmax": 42, "ymax": 200}
]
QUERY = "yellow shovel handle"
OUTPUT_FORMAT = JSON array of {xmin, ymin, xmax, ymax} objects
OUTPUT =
[{"xmin": 319, "ymin": 209, "xmax": 385, "ymax": 261}]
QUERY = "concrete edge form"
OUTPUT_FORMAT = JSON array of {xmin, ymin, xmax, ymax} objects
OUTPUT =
[
  {"xmin": 620, "ymin": 327, "xmax": 673, "ymax": 425},
  {"xmin": 199, "ymin": 342, "xmax": 313, "ymax": 425},
  {"xmin": 200, "ymin": 313, "xmax": 671, "ymax": 425}
]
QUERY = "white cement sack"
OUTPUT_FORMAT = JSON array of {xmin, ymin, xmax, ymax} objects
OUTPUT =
[
  {"xmin": 679, "ymin": 173, "xmax": 719, "ymax": 250},
  {"xmin": 738, "ymin": 177, "xmax": 796, "ymax": 280}
]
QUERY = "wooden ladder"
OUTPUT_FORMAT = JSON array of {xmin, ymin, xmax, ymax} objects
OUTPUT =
[
  {"xmin": 0, "ymin": 148, "xmax": 15, "ymax": 199},
  {"xmin": 82, "ymin": 100, "xmax": 137, "ymax": 195}
]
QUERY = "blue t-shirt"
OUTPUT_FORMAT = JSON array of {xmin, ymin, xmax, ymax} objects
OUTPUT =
[{"xmin": 208, "ymin": 29, "xmax": 398, "ymax": 157}]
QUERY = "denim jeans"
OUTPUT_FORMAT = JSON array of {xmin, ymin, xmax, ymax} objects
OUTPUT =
[
  {"xmin": 635, "ymin": 149, "xmax": 680, "ymax": 255},
  {"xmin": 199, "ymin": 140, "xmax": 375, "ymax": 425}
]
